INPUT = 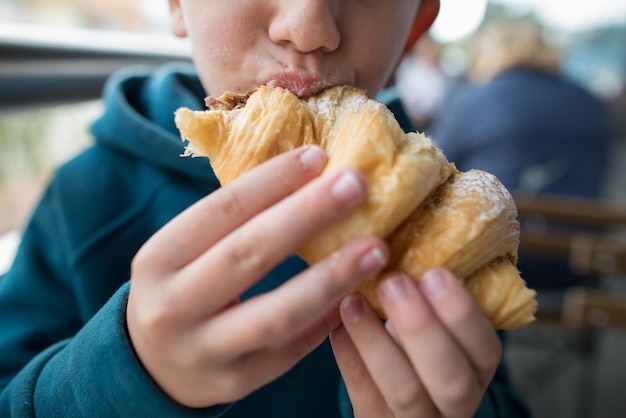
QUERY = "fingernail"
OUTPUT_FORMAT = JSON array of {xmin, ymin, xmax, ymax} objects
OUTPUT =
[
  {"xmin": 359, "ymin": 247, "xmax": 387, "ymax": 274},
  {"xmin": 300, "ymin": 145, "xmax": 326, "ymax": 171},
  {"xmin": 331, "ymin": 170, "xmax": 364, "ymax": 203},
  {"xmin": 420, "ymin": 268, "xmax": 449, "ymax": 300},
  {"xmin": 380, "ymin": 274, "xmax": 410, "ymax": 302},
  {"xmin": 341, "ymin": 294, "xmax": 364, "ymax": 321}
]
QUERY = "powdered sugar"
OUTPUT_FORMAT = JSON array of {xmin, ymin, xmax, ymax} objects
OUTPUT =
[
  {"xmin": 305, "ymin": 86, "xmax": 386, "ymax": 120},
  {"xmin": 451, "ymin": 170, "xmax": 513, "ymax": 221},
  {"xmin": 309, "ymin": 94, "xmax": 333, "ymax": 118}
]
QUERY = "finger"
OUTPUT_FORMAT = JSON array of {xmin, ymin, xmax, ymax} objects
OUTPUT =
[
  {"xmin": 377, "ymin": 271, "xmax": 489, "ymax": 417},
  {"xmin": 135, "ymin": 145, "xmax": 327, "ymax": 273},
  {"xmin": 417, "ymin": 268, "xmax": 502, "ymax": 385},
  {"xmin": 339, "ymin": 294, "xmax": 438, "ymax": 418},
  {"xmin": 224, "ymin": 300, "xmax": 346, "ymax": 401},
  {"xmin": 330, "ymin": 324, "xmax": 393, "ymax": 418},
  {"xmin": 188, "ymin": 303, "xmax": 342, "ymax": 405},
  {"xmin": 200, "ymin": 236, "xmax": 388, "ymax": 358},
  {"xmin": 178, "ymin": 167, "xmax": 367, "ymax": 315}
]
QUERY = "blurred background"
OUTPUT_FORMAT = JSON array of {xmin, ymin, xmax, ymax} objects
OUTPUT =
[{"xmin": 1, "ymin": 1, "xmax": 625, "ymax": 417}]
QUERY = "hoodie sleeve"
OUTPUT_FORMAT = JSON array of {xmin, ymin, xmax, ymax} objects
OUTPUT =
[
  {"xmin": 0, "ymin": 283, "xmax": 232, "ymax": 417},
  {"xmin": 0, "ymin": 182, "xmax": 230, "ymax": 417}
]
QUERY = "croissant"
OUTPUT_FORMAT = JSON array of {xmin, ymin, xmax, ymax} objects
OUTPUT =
[{"xmin": 174, "ymin": 85, "xmax": 537, "ymax": 329}]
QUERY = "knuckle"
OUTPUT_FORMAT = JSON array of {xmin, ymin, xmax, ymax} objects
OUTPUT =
[
  {"xmin": 438, "ymin": 375, "xmax": 477, "ymax": 409},
  {"xmin": 258, "ymin": 311, "xmax": 300, "ymax": 340},
  {"xmin": 130, "ymin": 253, "xmax": 148, "ymax": 277},
  {"xmin": 213, "ymin": 187, "xmax": 247, "ymax": 221},
  {"xmin": 226, "ymin": 232, "xmax": 272, "ymax": 275},
  {"xmin": 313, "ymin": 243, "xmax": 373, "ymax": 295},
  {"xmin": 131, "ymin": 245, "xmax": 162, "ymax": 276},
  {"xmin": 316, "ymin": 254, "xmax": 350, "ymax": 292},
  {"xmin": 135, "ymin": 293, "xmax": 183, "ymax": 334},
  {"xmin": 348, "ymin": 363, "xmax": 371, "ymax": 385},
  {"xmin": 388, "ymin": 381, "xmax": 423, "ymax": 412},
  {"xmin": 444, "ymin": 296, "xmax": 477, "ymax": 325},
  {"xmin": 204, "ymin": 366, "xmax": 253, "ymax": 405},
  {"xmin": 132, "ymin": 239, "xmax": 182, "ymax": 276},
  {"xmin": 397, "ymin": 307, "xmax": 433, "ymax": 335}
]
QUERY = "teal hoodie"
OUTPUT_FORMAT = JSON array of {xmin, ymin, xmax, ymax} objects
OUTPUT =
[{"xmin": 0, "ymin": 63, "xmax": 530, "ymax": 417}]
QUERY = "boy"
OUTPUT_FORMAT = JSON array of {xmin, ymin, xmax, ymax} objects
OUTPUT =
[{"xmin": 0, "ymin": 1, "xmax": 530, "ymax": 417}]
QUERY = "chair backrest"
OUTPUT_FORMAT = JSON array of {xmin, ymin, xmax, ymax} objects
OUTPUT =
[
  {"xmin": 562, "ymin": 287, "xmax": 626, "ymax": 329},
  {"xmin": 514, "ymin": 191, "xmax": 626, "ymax": 277},
  {"xmin": 513, "ymin": 191, "xmax": 626, "ymax": 330}
]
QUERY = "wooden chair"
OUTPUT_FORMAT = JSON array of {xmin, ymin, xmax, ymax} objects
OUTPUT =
[
  {"xmin": 562, "ymin": 287, "xmax": 626, "ymax": 329},
  {"xmin": 512, "ymin": 191, "xmax": 626, "ymax": 331},
  {"xmin": 514, "ymin": 191, "xmax": 626, "ymax": 279},
  {"xmin": 509, "ymin": 191, "xmax": 626, "ymax": 418},
  {"xmin": 512, "ymin": 191, "xmax": 626, "ymax": 324}
]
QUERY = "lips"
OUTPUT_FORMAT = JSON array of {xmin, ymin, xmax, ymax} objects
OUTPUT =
[{"xmin": 262, "ymin": 71, "xmax": 336, "ymax": 98}]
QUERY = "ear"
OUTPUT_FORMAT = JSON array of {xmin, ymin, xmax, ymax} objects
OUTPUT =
[
  {"xmin": 168, "ymin": 0, "xmax": 188, "ymax": 38},
  {"xmin": 404, "ymin": 0, "xmax": 440, "ymax": 54}
]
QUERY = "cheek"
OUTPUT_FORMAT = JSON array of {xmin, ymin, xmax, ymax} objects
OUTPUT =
[
  {"xmin": 189, "ymin": 18, "xmax": 241, "ymax": 70},
  {"xmin": 186, "ymin": 20, "xmax": 251, "ymax": 93},
  {"xmin": 183, "ymin": 5, "xmax": 265, "ymax": 94},
  {"xmin": 344, "ymin": 5, "xmax": 417, "ymax": 94},
  {"xmin": 351, "ymin": 32, "xmax": 408, "ymax": 94}
]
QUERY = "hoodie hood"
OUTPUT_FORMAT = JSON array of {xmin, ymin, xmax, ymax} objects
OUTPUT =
[{"xmin": 90, "ymin": 62, "xmax": 219, "ymax": 185}]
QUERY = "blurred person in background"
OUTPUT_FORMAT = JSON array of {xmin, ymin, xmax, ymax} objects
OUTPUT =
[
  {"xmin": 394, "ymin": 33, "xmax": 452, "ymax": 131},
  {"xmin": 429, "ymin": 18, "xmax": 612, "ymax": 292}
]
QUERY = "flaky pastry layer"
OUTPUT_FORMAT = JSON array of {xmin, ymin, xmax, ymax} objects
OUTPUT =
[{"xmin": 175, "ymin": 85, "xmax": 537, "ymax": 329}]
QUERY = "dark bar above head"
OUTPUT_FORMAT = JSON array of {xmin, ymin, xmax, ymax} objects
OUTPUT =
[{"xmin": 0, "ymin": 23, "xmax": 191, "ymax": 112}]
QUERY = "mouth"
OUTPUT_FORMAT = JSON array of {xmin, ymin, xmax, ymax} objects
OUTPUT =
[{"xmin": 261, "ymin": 71, "xmax": 336, "ymax": 98}]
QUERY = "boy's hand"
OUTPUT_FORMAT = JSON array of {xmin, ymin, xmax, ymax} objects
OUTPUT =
[
  {"xmin": 330, "ymin": 268, "xmax": 502, "ymax": 418},
  {"xmin": 126, "ymin": 145, "xmax": 389, "ymax": 408}
]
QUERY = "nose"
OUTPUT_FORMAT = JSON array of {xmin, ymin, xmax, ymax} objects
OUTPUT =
[{"xmin": 268, "ymin": 0, "xmax": 341, "ymax": 53}]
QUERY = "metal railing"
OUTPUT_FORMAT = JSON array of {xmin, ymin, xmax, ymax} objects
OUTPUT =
[{"xmin": 0, "ymin": 22, "xmax": 191, "ymax": 112}]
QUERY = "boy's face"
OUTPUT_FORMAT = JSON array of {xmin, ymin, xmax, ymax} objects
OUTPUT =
[{"xmin": 169, "ymin": 0, "xmax": 424, "ymax": 98}]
